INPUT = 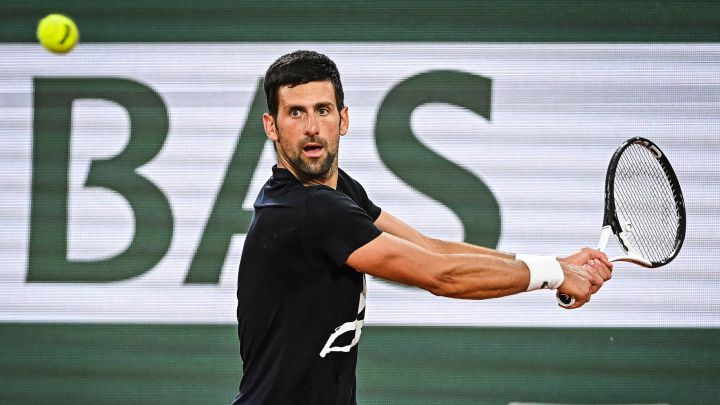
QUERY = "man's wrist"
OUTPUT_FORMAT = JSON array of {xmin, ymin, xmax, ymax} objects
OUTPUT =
[{"xmin": 515, "ymin": 254, "xmax": 565, "ymax": 291}]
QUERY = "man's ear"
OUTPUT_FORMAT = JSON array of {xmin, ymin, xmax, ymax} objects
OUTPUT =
[
  {"xmin": 339, "ymin": 106, "xmax": 349, "ymax": 136},
  {"xmin": 263, "ymin": 113, "xmax": 279, "ymax": 141}
]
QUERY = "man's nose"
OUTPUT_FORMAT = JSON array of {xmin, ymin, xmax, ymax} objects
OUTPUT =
[{"xmin": 305, "ymin": 113, "xmax": 319, "ymax": 135}]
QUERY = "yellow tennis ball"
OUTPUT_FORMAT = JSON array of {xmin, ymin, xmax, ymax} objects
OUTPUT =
[{"xmin": 37, "ymin": 14, "xmax": 79, "ymax": 54}]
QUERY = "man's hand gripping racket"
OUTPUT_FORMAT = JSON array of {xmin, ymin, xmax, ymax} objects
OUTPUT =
[{"xmin": 557, "ymin": 137, "xmax": 686, "ymax": 307}]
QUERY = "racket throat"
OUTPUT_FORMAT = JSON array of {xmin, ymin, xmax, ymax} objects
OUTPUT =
[
  {"xmin": 599, "ymin": 225, "xmax": 653, "ymax": 267},
  {"xmin": 611, "ymin": 231, "xmax": 652, "ymax": 267}
]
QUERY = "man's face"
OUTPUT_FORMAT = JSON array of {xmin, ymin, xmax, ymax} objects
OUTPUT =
[{"xmin": 263, "ymin": 80, "xmax": 349, "ymax": 182}]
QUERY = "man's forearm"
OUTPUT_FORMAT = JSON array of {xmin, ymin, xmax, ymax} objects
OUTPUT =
[
  {"xmin": 374, "ymin": 210, "xmax": 515, "ymax": 260},
  {"xmin": 425, "ymin": 237, "xmax": 515, "ymax": 259}
]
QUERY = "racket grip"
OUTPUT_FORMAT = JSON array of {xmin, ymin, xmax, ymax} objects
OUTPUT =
[{"xmin": 556, "ymin": 292, "xmax": 575, "ymax": 308}]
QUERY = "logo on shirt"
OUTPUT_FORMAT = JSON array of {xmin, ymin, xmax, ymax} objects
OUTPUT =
[{"xmin": 319, "ymin": 277, "xmax": 366, "ymax": 358}]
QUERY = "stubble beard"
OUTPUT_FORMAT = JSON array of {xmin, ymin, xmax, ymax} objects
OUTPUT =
[{"xmin": 278, "ymin": 133, "xmax": 338, "ymax": 181}]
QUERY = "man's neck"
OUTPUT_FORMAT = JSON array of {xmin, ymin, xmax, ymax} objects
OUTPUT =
[{"xmin": 277, "ymin": 161, "xmax": 338, "ymax": 189}]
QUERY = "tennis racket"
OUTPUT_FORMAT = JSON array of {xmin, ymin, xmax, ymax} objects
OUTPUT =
[{"xmin": 557, "ymin": 137, "xmax": 686, "ymax": 307}]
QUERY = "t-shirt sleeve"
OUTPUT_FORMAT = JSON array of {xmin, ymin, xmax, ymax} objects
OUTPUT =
[
  {"xmin": 361, "ymin": 195, "xmax": 381, "ymax": 222},
  {"xmin": 338, "ymin": 170, "xmax": 382, "ymax": 221},
  {"xmin": 305, "ymin": 189, "xmax": 383, "ymax": 267}
]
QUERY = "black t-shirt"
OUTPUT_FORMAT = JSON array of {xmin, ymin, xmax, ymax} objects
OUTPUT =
[{"xmin": 233, "ymin": 166, "xmax": 382, "ymax": 405}]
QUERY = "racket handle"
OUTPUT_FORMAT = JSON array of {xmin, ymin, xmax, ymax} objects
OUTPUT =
[
  {"xmin": 556, "ymin": 227, "xmax": 611, "ymax": 308},
  {"xmin": 556, "ymin": 292, "xmax": 575, "ymax": 307}
]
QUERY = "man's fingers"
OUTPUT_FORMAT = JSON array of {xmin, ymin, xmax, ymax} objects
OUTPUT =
[
  {"xmin": 561, "ymin": 290, "xmax": 591, "ymax": 309},
  {"xmin": 558, "ymin": 265, "xmax": 594, "ymax": 309},
  {"xmin": 557, "ymin": 249, "xmax": 614, "ymax": 309},
  {"xmin": 591, "ymin": 251, "xmax": 614, "ymax": 270},
  {"xmin": 582, "ymin": 262, "xmax": 607, "ymax": 294},
  {"xmin": 588, "ymin": 260, "xmax": 612, "ymax": 281}
]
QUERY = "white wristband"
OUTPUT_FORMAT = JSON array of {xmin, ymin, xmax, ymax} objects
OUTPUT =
[{"xmin": 516, "ymin": 254, "xmax": 564, "ymax": 291}]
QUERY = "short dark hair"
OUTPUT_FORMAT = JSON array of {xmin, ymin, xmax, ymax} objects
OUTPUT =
[{"xmin": 264, "ymin": 50, "xmax": 345, "ymax": 117}]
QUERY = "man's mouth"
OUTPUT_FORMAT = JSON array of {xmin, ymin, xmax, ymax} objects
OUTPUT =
[{"xmin": 302, "ymin": 143, "xmax": 324, "ymax": 158}]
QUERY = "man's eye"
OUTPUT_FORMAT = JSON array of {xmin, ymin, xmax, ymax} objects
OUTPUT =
[
  {"xmin": 290, "ymin": 109, "xmax": 301, "ymax": 117},
  {"xmin": 318, "ymin": 108, "xmax": 329, "ymax": 115}
]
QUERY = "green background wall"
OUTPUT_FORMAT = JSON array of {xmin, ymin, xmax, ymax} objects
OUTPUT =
[
  {"xmin": 3, "ymin": 0, "xmax": 720, "ymax": 42},
  {"xmin": 2, "ymin": 325, "xmax": 719, "ymax": 404}
]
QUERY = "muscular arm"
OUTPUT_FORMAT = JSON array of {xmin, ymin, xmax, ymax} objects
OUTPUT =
[
  {"xmin": 358, "ymin": 210, "xmax": 612, "ymax": 307},
  {"xmin": 347, "ymin": 232, "xmax": 529, "ymax": 299},
  {"xmin": 374, "ymin": 210, "xmax": 513, "ymax": 258}
]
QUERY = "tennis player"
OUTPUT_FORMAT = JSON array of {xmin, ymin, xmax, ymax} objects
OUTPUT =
[{"xmin": 232, "ymin": 50, "xmax": 612, "ymax": 404}]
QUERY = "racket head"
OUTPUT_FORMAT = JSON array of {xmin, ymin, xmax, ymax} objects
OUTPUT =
[{"xmin": 603, "ymin": 137, "xmax": 686, "ymax": 267}]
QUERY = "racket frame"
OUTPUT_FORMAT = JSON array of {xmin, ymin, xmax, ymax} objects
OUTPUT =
[{"xmin": 601, "ymin": 137, "xmax": 686, "ymax": 268}]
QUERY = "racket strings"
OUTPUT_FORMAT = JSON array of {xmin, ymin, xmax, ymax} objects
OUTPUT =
[
  {"xmin": 614, "ymin": 146, "xmax": 679, "ymax": 258},
  {"xmin": 624, "ymin": 148, "xmax": 679, "ymax": 237},
  {"xmin": 612, "ymin": 144, "xmax": 681, "ymax": 262},
  {"xmin": 616, "ymin": 149, "xmax": 679, "ymax": 256},
  {"xmin": 615, "ymin": 182, "xmax": 676, "ymax": 260}
]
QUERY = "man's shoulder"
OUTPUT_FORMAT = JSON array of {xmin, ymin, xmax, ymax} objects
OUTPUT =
[
  {"xmin": 337, "ymin": 168, "xmax": 369, "ymax": 195},
  {"xmin": 304, "ymin": 187, "xmax": 370, "ymax": 226},
  {"xmin": 254, "ymin": 172, "xmax": 309, "ymax": 209},
  {"xmin": 337, "ymin": 167, "xmax": 361, "ymax": 185},
  {"xmin": 306, "ymin": 186, "xmax": 356, "ymax": 207}
]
